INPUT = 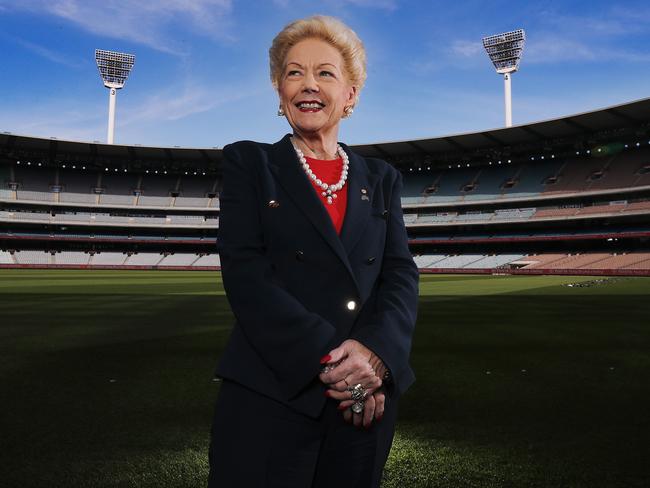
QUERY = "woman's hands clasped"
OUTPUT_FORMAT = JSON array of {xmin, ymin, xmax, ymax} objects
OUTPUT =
[{"xmin": 318, "ymin": 339, "xmax": 387, "ymax": 428}]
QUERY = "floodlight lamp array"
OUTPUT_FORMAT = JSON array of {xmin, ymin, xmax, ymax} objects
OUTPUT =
[
  {"xmin": 482, "ymin": 29, "xmax": 525, "ymax": 74},
  {"xmin": 95, "ymin": 49, "xmax": 135, "ymax": 89}
]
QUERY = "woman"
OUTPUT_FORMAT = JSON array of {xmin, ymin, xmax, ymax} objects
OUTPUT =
[{"xmin": 209, "ymin": 15, "xmax": 418, "ymax": 487}]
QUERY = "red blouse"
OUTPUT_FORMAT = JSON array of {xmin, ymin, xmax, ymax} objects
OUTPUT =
[{"xmin": 305, "ymin": 156, "xmax": 348, "ymax": 235}]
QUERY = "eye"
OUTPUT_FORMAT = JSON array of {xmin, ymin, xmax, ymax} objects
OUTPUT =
[
  {"xmin": 319, "ymin": 70, "xmax": 335, "ymax": 77},
  {"xmin": 287, "ymin": 69, "xmax": 302, "ymax": 77}
]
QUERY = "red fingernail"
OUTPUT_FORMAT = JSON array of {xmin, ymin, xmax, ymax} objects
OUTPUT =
[
  {"xmin": 320, "ymin": 354, "xmax": 332, "ymax": 364},
  {"xmin": 337, "ymin": 404, "xmax": 347, "ymax": 411},
  {"xmin": 324, "ymin": 390, "xmax": 331, "ymax": 398},
  {"xmin": 377, "ymin": 414, "xmax": 383, "ymax": 421}
]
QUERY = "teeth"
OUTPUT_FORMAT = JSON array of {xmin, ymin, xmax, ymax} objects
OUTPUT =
[{"xmin": 298, "ymin": 102, "xmax": 323, "ymax": 109}]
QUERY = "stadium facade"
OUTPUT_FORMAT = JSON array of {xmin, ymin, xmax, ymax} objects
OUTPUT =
[{"xmin": 1, "ymin": 97, "xmax": 649, "ymax": 275}]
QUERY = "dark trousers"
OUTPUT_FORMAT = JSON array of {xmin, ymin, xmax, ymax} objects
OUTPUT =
[{"xmin": 208, "ymin": 380, "xmax": 398, "ymax": 488}]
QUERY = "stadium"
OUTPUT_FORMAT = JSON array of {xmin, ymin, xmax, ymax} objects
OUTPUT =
[
  {"xmin": 2, "ymin": 11, "xmax": 650, "ymax": 488},
  {"xmin": 2, "ymin": 96, "xmax": 650, "ymax": 274}
]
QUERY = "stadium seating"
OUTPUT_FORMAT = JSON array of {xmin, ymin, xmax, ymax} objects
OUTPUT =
[
  {"xmin": 626, "ymin": 200, "xmax": 650, "ymax": 212},
  {"xmin": 192, "ymin": 254, "xmax": 220, "ymax": 267},
  {"xmin": 101, "ymin": 173, "xmax": 140, "ymax": 195},
  {"xmin": 582, "ymin": 253, "xmax": 650, "ymax": 269},
  {"xmin": 576, "ymin": 203, "xmax": 626, "ymax": 216},
  {"xmin": 124, "ymin": 253, "xmax": 164, "ymax": 266},
  {"xmin": 174, "ymin": 196, "xmax": 210, "ymax": 208},
  {"xmin": 532, "ymin": 207, "xmax": 579, "ymax": 219},
  {"xmin": 0, "ymin": 250, "xmax": 14, "ymax": 264},
  {"xmin": 157, "ymin": 253, "xmax": 200, "ymax": 266},
  {"xmin": 55, "ymin": 251, "xmax": 91, "ymax": 265},
  {"xmin": 2, "ymin": 126, "xmax": 650, "ymax": 275},
  {"xmin": 59, "ymin": 193, "xmax": 98, "ymax": 204},
  {"xmin": 99, "ymin": 194, "xmax": 137, "ymax": 205},
  {"xmin": 431, "ymin": 254, "xmax": 486, "ymax": 268},
  {"xmin": 466, "ymin": 254, "xmax": 526, "ymax": 268},
  {"xmin": 413, "ymin": 254, "xmax": 446, "ymax": 268},
  {"xmin": 90, "ymin": 252, "xmax": 127, "ymax": 265},
  {"xmin": 138, "ymin": 195, "xmax": 172, "ymax": 207},
  {"xmin": 13, "ymin": 165, "xmax": 54, "ymax": 192},
  {"xmin": 14, "ymin": 250, "xmax": 52, "ymax": 265}
]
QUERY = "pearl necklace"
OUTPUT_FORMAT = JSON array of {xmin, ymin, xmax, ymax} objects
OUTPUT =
[{"xmin": 292, "ymin": 142, "xmax": 350, "ymax": 205}]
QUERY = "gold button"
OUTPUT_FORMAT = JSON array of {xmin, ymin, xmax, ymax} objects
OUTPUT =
[{"xmin": 346, "ymin": 300, "xmax": 356, "ymax": 311}]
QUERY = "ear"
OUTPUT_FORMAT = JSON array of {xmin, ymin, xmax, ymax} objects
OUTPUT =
[{"xmin": 346, "ymin": 85, "xmax": 358, "ymax": 106}]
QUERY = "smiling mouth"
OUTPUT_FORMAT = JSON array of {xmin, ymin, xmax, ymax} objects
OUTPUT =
[{"xmin": 296, "ymin": 101, "xmax": 325, "ymax": 112}]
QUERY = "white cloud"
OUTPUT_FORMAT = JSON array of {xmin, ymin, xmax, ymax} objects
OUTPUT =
[
  {"xmin": 0, "ymin": 104, "xmax": 106, "ymax": 142},
  {"xmin": 445, "ymin": 35, "xmax": 650, "ymax": 66},
  {"xmin": 0, "ymin": 77, "xmax": 264, "ymax": 144},
  {"xmin": 7, "ymin": 35, "xmax": 85, "ymax": 68},
  {"xmin": 450, "ymin": 40, "xmax": 483, "ymax": 58},
  {"xmin": 0, "ymin": 0, "xmax": 234, "ymax": 55},
  {"xmin": 119, "ymin": 80, "xmax": 260, "ymax": 126},
  {"xmin": 525, "ymin": 36, "xmax": 597, "ymax": 64},
  {"xmin": 438, "ymin": 6, "xmax": 650, "ymax": 67}
]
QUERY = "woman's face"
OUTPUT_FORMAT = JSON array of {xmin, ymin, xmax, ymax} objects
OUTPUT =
[{"xmin": 278, "ymin": 38, "xmax": 356, "ymax": 137}]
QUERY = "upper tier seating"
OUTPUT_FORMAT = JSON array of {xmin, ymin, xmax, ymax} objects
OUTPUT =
[{"xmin": 400, "ymin": 146, "xmax": 650, "ymax": 204}]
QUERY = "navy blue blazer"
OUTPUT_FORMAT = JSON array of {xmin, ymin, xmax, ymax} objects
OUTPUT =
[{"xmin": 216, "ymin": 134, "xmax": 418, "ymax": 418}]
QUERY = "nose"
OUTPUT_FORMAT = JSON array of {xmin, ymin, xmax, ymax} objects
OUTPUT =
[{"xmin": 302, "ymin": 71, "xmax": 319, "ymax": 92}]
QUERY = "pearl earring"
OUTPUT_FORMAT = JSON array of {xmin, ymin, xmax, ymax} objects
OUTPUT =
[{"xmin": 277, "ymin": 106, "xmax": 285, "ymax": 117}]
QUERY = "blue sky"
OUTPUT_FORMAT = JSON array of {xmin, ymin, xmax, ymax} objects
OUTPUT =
[{"xmin": 1, "ymin": 0, "xmax": 649, "ymax": 148}]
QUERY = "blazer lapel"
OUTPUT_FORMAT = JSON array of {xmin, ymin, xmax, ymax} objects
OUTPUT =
[
  {"xmin": 339, "ymin": 145, "xmax": 376, "ymax": 256},
  {"xmin": 269, "ymin": 135, "xmax": 358, "ymax": 287}
]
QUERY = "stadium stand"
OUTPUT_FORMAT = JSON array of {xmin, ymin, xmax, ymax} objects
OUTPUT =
[
  {"xmin": 90, "ymin": 252, "xmax": 128, "ymax": 266},
  {"xmin": 55, "ymin": 251, "xmax": 91, "ymax": 265},
  {"xmin": 14, "ymin": 250, "xmax": 52, "ymax": 265},
  {"xmin": 2, "ymin": 97, "xmax": 650, "ymax": 274},
  {"xmin": 124, "ymin": 253, "xmax": 164, "ymax": 266},
  {"xmin": 192, "ymin": 254, "xmax": 221, "ymax": 267},
  {"xmin": 0, "ymin": 250, "xmax": 14, "ymax": 264},
  {"xmin": 158, "ymin": 253, "xmax": 199, "ymax": 266}
]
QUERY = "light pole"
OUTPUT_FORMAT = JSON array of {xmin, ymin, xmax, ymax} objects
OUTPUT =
[
  {"xmin": 95, "ymin": 49, "xmax": 135, "ymax": 144},
  {"xmin": 482, "ymin": 29, "xmax": 525, "ymax": 128}
]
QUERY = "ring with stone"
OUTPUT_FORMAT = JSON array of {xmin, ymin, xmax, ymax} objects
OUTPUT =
[
  {"xmin": 347, "ymin": 383, "xmax": 366, "ymax": 402},
  {"xmin": 351, "ymin": 401, "xmax": 364, "ymax": 414}
]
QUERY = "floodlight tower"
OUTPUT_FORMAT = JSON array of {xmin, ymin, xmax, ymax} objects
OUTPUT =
[
  {"xmin": 95, "ymin": 49, "xmax": 135, "ymax": 144},
  {"xmin": 482, "ymin": 29, "xmax": 525, "ymax": 127}
]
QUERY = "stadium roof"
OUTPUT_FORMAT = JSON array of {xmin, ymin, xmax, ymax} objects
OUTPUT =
[
  {"xmin": 352, "ymin": 96, "xmax": 650, "ymax": 160},
  {"xmin": 2, "ymin": 96, "xmax": 650, "ymax": 168}
]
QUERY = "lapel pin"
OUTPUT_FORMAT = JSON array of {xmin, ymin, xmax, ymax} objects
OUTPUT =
[
  {"xmin": 268, "ymin": 200, "xmax": 280, "ymax": 208},
  {"xmin": 361, "ymin": 188, "xmax": 369, "ymax": 201}
]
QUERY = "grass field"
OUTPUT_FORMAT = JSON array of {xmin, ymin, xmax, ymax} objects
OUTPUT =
[{"xmin": 1, "ymin": 269, "xmax": 649, "ymax": 487}]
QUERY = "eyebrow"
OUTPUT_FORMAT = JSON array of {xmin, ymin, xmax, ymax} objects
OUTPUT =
[{"xmin": 286, "ymin": 62, "xmax": 339, "ymax": 70}]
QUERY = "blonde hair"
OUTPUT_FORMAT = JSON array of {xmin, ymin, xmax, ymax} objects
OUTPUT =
[{"xmin": 269, "ymin": 15, "xmax": 367, "ymax": 107}]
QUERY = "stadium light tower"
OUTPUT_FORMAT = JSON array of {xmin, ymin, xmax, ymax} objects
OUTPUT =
[
  {"xmin": 482, "ymin": 29, "xmax": 525, "ymax": 128},
  {"xmin": 95, "ymin": 49, "xmax": 135, "ymax": 144}
]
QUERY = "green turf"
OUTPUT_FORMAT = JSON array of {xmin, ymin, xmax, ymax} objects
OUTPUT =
[{"xmin": 1, "ymin": 270, "xmax": 649, "ymax": 487}]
